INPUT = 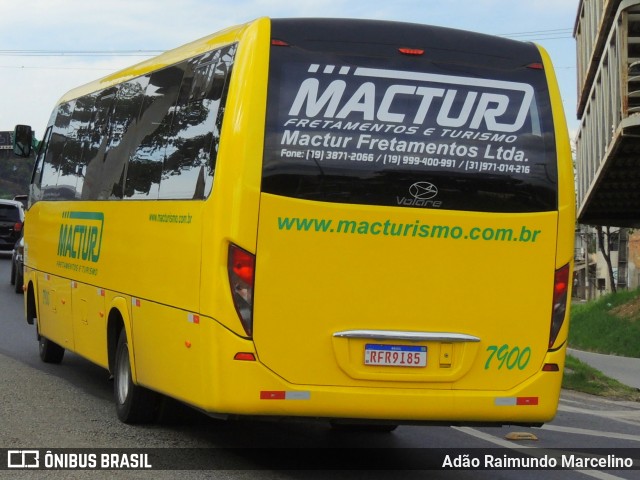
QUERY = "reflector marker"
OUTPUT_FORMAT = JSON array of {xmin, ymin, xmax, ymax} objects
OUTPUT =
[
  {"xmin": 188, "ymin": 313, "xmax": 200, "ymax": 324},
  {"xmin": 97, "ymin": 288, "xmax": 105, "ymax": 297},
  {"xmin": 71, "ymin": 281, "xmax": 78, "ymax": 289},
  {"xmin": 132, "ymin": 298, "xmax": 141, "ymax": 307},
  {"xmin": 495, "ymin": 397, "xmax": 539, "ymax": 406},
  {"xmin": 260, "ymin": 391, "xmax": 311, "ymax": 400},
  {"xmin": 234, "ymin": 352, "xmax": 256, "ymax": 361}
]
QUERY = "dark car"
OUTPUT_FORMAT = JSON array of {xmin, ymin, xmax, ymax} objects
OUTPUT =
[
  {"xmin": 10, "ymin": 234, "xmax": 24, "ymax": 294},
  {"xmin": 0, "ymin": 199, "xmax": 24, "ymax": 253}
]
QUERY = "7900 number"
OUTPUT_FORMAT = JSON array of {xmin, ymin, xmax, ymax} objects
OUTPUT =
[{"xmin": 484, "ymin": 345, "xmax": 531, "ymax": 370}]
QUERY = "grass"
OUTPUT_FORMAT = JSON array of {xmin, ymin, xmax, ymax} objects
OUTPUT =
[
  {"xmin": 563, "ymin": 288, "xmax": 640, "ymax": 400},
  {"xmin": 569, "ymin": 288, "xmax": 640, "ymax": 357},
  {"xmin": 562, "ymin": 355, "xmax": 640, "ymax": 401}
]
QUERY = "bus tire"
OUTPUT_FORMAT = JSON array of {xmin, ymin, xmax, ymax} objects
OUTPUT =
[
  {"xmin": 38, "ymin": 335, "xmax": 65, "ymax": 364},
  {"xmin": 14, "ymin": 268, "xmax": 24, "ymax": 294},
  {"xmin": 114, "ymin": 329, "xmax": 159, "ymax": 424}
]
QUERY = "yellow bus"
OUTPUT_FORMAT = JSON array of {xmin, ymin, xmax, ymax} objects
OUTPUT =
[{"xmin": 15, "ymin": 17, "xmax": 574, "ymax": 427}]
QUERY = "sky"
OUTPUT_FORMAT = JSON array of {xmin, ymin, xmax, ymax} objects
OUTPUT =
[{"xmin": 0, "ymin": 0, "xmax": 580, "ymax": 137}]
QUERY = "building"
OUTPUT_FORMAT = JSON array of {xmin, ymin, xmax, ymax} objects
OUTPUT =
[
  {"xmin": 0, "ymin": 131, "xmax": 14, "ymax": 161},
  {"xmin": 573, "ymin": 0, "xmax": 640, "ymax": 297},
  {"xmin": 574, "ymin": 0, "xmax": 640, "ymax": 227}
]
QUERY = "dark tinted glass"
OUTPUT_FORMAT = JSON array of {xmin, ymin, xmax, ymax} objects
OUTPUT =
[
  {"xmin": 33, "ymin": 44, "xmax": 236, "ymax": 203},
  {"xmin": 103, "ymin": 76, "xmax": 150, "ymax": 199},
  {"xmin": 42, "ymin": 101, "xmax": 75, "ymax": 200},
  {"xmin": 30, "ymin": 124, "xmax": 53, "ymax": 202},
  {"xmin": 263, "ymin": 19, "xmax": 558, "ymax": 213},
  {"xmin": 81, "ymin": 88, "xmax": 118, "ymax": 200},
  {"xmin": 57, "ymin": 95, "xmax": 96, "ymax": 199},
  {"xmin": 159, "ymin": 44, "xmax": 236, "ymax": 199},
  {"xmin": 125, "ymin": 65, "xmax": 185, "ymax": 199},
  {"xmin": 0, "ymin": 204, "xmax": 21, "ymax": 222}
]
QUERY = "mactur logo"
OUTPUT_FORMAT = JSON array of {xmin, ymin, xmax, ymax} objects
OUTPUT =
[{"xmin": 409, "ymin": 182, "xmax": 438, "ymax": 200}]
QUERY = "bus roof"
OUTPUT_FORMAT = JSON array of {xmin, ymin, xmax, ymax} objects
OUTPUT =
[
  {"xmin": 56, "ymin": 18, "xmax": 258, "ymax": 105},
  {"xmin": 56, "ymin": 17, "xmax": 542, "ymax": 106}
]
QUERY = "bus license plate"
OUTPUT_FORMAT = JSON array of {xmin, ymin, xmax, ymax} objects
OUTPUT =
[{"xmin": 364, "ymin": 344, "xmax": 427, "ymax": 367}]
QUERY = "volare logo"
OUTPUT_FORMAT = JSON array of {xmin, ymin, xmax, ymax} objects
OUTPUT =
[
  {"xmin": 288, "ymin": 64, "xmax": 534, "ymax": 134},
  {"xmin": 397, "ymin": 181, "xmax": 442, "ymax": 208},
  {"xmin": 57, "ymin": 211, "xmax": 104, "ymax": 263},
  {"xmin": 409, "ymin": 181, "xmax": 438, "ymax": 200}
]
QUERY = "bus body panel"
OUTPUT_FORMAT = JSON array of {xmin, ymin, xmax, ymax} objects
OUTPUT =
[
  {"xmin": 200, "ymin": 317, "xmax": 566, "ymax": 423},
  {"xmin": 26, "ymin": 200, "xmax": 203, "ymax": 313},
  {"xmin": 199, "ymin": 18, "xmax": 270, "ymax": 331},
  {"xmin": 253, "ymin": 193, "xmax": 559, "ymax": 391}
]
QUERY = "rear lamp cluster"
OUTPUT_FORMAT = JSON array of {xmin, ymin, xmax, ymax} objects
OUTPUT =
[{"xmin": 228, "ymin": 244, "xmax": 256, "ymax": 337}]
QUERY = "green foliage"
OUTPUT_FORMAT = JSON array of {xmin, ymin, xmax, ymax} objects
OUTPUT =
[{"xmin": 569, "ymin": 289, "xmax": 640, "ymax": 358}]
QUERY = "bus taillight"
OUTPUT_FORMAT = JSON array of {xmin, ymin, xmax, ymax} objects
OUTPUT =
[
  {"xmin": 398, "ymin": 47, "xmax": 424, "ymax": 56},
  {"xmin": 228, "ymin": 244, "xmax": 255, "ymax": 337},
  {"xmin": 549, "ymin": 264, "xmax": 570, "ymax": 349}
]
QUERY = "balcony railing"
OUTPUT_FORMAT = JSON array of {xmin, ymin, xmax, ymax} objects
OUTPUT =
[{"xmin": 575, "ymin": 0, "xmax": 640, "ymax": 226}]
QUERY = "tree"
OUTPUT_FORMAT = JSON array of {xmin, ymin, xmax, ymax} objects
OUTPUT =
[{"xmin": 595, "ymin": 226, "xmax": 617, "ymax": 294}]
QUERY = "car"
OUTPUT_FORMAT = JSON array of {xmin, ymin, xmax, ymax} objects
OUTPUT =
[
  {"xmin": 0, "ymin": 199, "xmax": 24, "ymax": 254},
  {"xmin": 12, "ymin": 195, "xmax": 28, "ymax": 209},
  {"xmin": 10, "ymin": 234, "xmax": 24, "ymax": 294}
]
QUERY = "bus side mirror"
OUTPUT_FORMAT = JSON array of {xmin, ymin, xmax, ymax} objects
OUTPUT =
[{"xmin": 13, "ymin": 125, "xmax": 33, "ymax": 158}]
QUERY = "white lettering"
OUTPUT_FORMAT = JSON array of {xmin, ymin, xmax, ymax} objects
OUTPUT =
[{"xmin": 288, "ymin": 67, "xmax": 534, "ymax": 133}]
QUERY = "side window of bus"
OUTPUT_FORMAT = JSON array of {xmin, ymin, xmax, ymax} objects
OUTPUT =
[
  {"xmin": 103, "ymin": 76, "xmax": 150, "ymax": 199},
  {"xmin": 42, "ymin": 101, "xmax": 75, "ymax": 200},
  {"xmin": 81, "ymin": 87, "xmax": 119, "ymax": 200},
  {"xmin": 158, "ymin": 45, "xmax": 236, "ymax": 199},
  {"xmin": 124, "ymin": 65, "xmax": 185, "ymax": 199},
  {"xmin": 74, "ymin": 94, "xmax": 98, "ymax": 199},
  {"xmin": 207, "ymin": 45, "xmax": 236, "ymax": 197},
  {"xmin": 57, "ymin": 95, "xmax": 95, "ymax": 200},
  {"xmin": 30, "ymin": 125, "xmax": 53, "ymax": 203},
  {"xmin": 160, "ymin": 49, "xmax": 227, "ymax": 199}
]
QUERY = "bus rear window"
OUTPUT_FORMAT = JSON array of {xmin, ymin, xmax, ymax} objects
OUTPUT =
[{"xmin": 262, "ymin": 19, "xmax": 558, "ymax": 213}]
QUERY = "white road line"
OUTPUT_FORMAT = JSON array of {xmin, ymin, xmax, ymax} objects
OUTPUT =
[
  {"xmin": 541, "ymin": 424, "xmax": 640, "ymax": 442},
  {"xmin": 452, "ymin": 426, "xmax": 629, "ymax": 480},
  {"xmin": 558, "ymin": 404, "xmax": 640, "ymax": 427}
]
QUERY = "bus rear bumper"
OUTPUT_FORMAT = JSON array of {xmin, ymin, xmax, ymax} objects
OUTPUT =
[{"xmin": 200, "ymin": 327, "xmax": 565, "ymax": 425}]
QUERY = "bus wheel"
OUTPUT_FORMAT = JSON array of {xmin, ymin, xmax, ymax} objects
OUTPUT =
[
  {"xmin": 38, "ymin": 335, "xmax": 65, "ymax": 364},
  {"xmin": 14, "ymin": 268, "xmax": 24, "ymax": 294},
  {"xmin": 114, "ymin": 330, "xmax": 159, "ymax": 424}
]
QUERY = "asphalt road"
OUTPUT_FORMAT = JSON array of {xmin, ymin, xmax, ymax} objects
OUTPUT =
[{"xmin": 0, "ymin": 255, "xmax": 638, "ymax": 479}]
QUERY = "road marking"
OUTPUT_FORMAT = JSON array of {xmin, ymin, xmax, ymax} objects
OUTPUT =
[
  {"xmin": 558, "ymin": 404, "xmax": 640, "ymax": 427},
  {"xmin": 453, "ymin": 426, "xmax": 629, "ymax": 480},
  {"xmin": 541, "ymin": 424, "xmax": 640, "ymax": 442}
]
